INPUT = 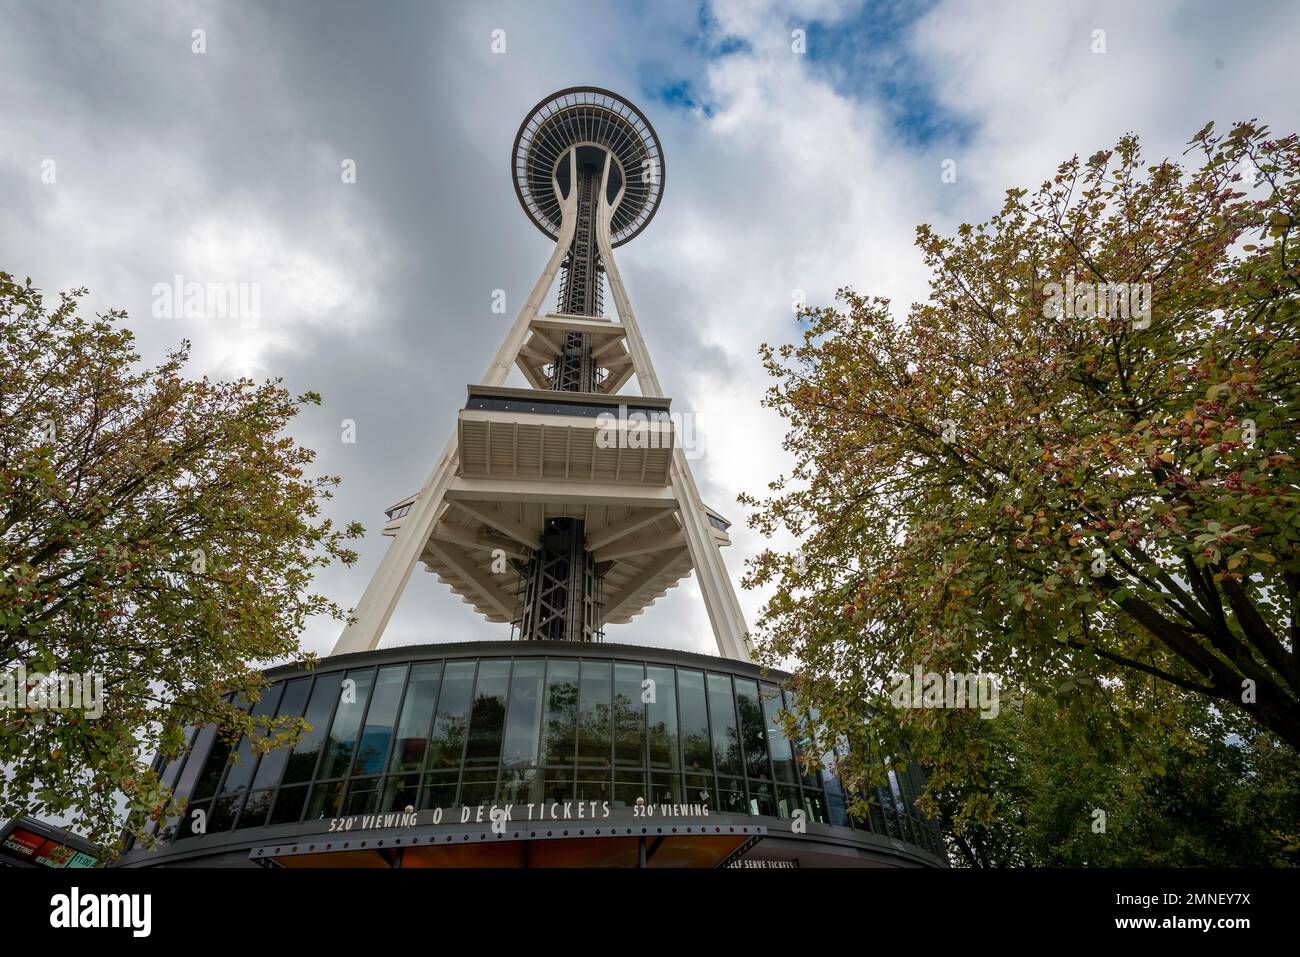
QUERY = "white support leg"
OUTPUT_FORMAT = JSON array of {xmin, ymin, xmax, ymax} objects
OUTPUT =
[{"xmin": 595, "ymin": 168, "xmax": 752, "ymax": 662}]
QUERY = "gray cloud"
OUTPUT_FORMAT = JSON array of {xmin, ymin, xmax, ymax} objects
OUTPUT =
[{"xmin": 3, "ymin": 0, "xmax": 1296, "ymax": 663}]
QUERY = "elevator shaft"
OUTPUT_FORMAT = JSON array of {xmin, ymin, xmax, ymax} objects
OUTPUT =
[{"xmin": 517, "ymin": 161, "xmax": 607, "ymax": 642}]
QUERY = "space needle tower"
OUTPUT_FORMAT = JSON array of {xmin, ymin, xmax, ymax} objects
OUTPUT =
[{"xmin": 332, "ymin": 87, "xmax": 751, "ymax": 661}]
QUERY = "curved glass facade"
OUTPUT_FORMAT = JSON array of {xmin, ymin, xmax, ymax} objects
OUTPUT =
[{"xmin": 152, "ymin": 645, "xmax": 943, "ymax": 860}]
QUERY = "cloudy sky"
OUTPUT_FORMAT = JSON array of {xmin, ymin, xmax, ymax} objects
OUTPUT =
[{"xmin": 2, "ymin": 0, "xmax": 1296, "ymax": 661}]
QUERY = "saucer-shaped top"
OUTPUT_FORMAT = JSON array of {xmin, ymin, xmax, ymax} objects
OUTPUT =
[{"xmin": 512, "ymin": 86, "xmax": 665, "ymax": 248}]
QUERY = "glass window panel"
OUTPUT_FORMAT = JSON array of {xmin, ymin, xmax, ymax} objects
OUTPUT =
[
  {"xmin": 390, "ymin": 662, "xmax": 442, "ymax": 773},
  {"xmin": 465, "ymin": 660, "xmax": 510, "ymax": 766},
  {"xmin": 677, "ymin": 669, "xmax": 711, "ymax": 773},
  {"xmin": 268, "ymin": 784, "xmax": 309, "ymax": 826},
  {"xmin": 343, "ymin": 776, "xmax": 383, "ymax": 816},
  {"xmin": 822, "ymin": 750, "xmax": 849, "ymax": 827},
  {"xmin": 760, "ymin": 683, "xmax": 796, "ymax": 784},
  {"xmin": 576, "ymin": 771, "xmax": 610, "ymax": 803},
  {"xmin": 501, "ymin": 659, "xmax": 544, "ymax": 767},
  {"xmin": 351, "ymin": 665, "xmax": 407, "ymax": 775},
  {"xmin": 577, "ymin": 660, "xmax": 612, "ymax": 767},
  {"xmin": 284, "ymin": 673, "xmax": 345, "ymax": 784},
  {"xmin": 748, "ymin": 779, "xmax": 777, "ymax": 817},
  {"xmin": 253, "ymin": 677, "xmax": 311, "ymax": 789},
  {"xmin": 685, "ymin": 773, "xmax": 715, "ymax": 810},
  {"xmin": 460, "ymin": 770, "xmax": 498, "ymax": 806},
  {"xmin": 500, "ymin": 767, "xmax": 543, "ymax": 805},
  {"xmin": 707, "ymin": 673, "xmax": 742, "ymax": 776},
  {"xmin": 382, "ymin": 773, "xmax": 421, "ymax": 813},
  {"xmin": 734, "ymin": 679, "xmax": 771, "ymax": 780},
  {"xmin": 539, "ymin": 660, "xmax": 579, "ymax": 765},
  {"xmin": 238, "ymin": 789, "xmax": 274, "ymax": 829},
  {"xmin": 646, "ymin": 665, "xmax": 678, "ymax": 770},
  {"xmin": 613, "ymin": 772, "xmax": 646, "ymax": 808},
  {"xmin": 803, "ymin": 789, "xmax": 828, "ymax": 824},
  {"xmin": 649, "ymin": 773, "xmax": 682, "ymax": 806},
  {"xmin": 190, "ymin": 734, "xmax": 232, "ymax": 801},
  {"xmin": 612, "ymin": 662, "xmax": 645, "ymax": 767},
  {"xmin": 784, "ymin": 688, "xmax": 821, "ymax": 788},
  {"xmin": 777, "ymin": 786, "xmax": 801, "ymax": 819},
  {"xmin": 319, "ymin": 669, "xmax": 376, "ymax": 779},
  {"xmin": 717, "ymin": 776, "xmax": 747, "ymax": 815},
  {"xmin": 209, "ymin": 793, "xmax": 241, "ymax": 831},
  {"xmin": 305, "ymin": 780, "xmax": 346, "ymax": 822},
  {"xmin": 426, "ymin": 660, "xmax": 476, "ymax": 770},
  {"xmin": 235, "ymin": 682, "xmax": 283, "ymax": 786},
  {"xmin": 543, "ymin": 769, "xmax": 574, "ymax": 802},
  {"xmin": 171, "ymin": 725, "xmax": 215, "ymax": 801},
  {"xmin": 420, "ymin": 771, "xmax": 458, "ymax": 810}
]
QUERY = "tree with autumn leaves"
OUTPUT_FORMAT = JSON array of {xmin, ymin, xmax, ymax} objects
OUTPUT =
[
  {"xmin": 743, "ymin": 121, "xmax": 1299, "ymax": 862},
  {"xmin": 0, "ymin": 274, "xmax": 361, "ymax": 857}
]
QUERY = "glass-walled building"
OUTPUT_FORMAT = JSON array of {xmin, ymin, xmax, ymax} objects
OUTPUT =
[{"xmin": 120, "ymin": 641, "xmax": 946, "ymax": 868}]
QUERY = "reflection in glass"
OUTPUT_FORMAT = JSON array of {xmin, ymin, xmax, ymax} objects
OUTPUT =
[
  {"xmin": 284, "ymin": 674, "xmax": 343, "ymax": 784},
  {"xmin": 649, "ymin": 772, "xmax": 682, "ymax": 805},
  {"xmin": 501, "ymin": 659, "xmax": 544, "ymax": 767},
  {"xmin": 707, "ymin": 673, "xmax": 742, "ymax": 776},
  {"xmin": 677, "ymin": 670, "xmax": 711, "ymax": 772},
  {"xmin": 748, "ymin": 779, "xmax": 776, "ymax": 817},
  {"xmin": 613, "ymin": 662, "xmax": 645, "ymax": 767},
  {"xmin": 578, "ymin": 660, "xmax": 612, "ymax": 766},
  {"xmin": 500, "ymin": 767, "xmax": 543, "ymax": 805},
  {"xmin": 646, "ymin": 665, "xmax": 678, "ymax": 770},
  {"xmin": 382, "ymin": 773, "xmax": 420, "ymax": 813},
  {"xmin": 539, "ymin": 660, "xmax": 579, "ymax": 765},
  {"xmin": 421, "ymin": 770, "xmax": 459, "ymax": 810},
  {"xmin": 238, "ymin": 789, "xmax": 274, "ymax": 829},
  {"xmin": 426, "ymin": 661, "xmax": 475, "ymax": 769},
  {"xmin": 734, "ymin": 678, "xmax": 771, "ymax": 780},
  {"xmin": 222, "ymin": 683, "xmax": 283, "ymax": 797},
  {"xmin": 319, "ymin": 668, "xmax": 375, "ymax": 779},
  {"xmin": 760, "ymin": 683, "xmax": 796, "ymax": 784},
  {"xmin": 305, "ymin": 779, "xmax": 346, "ymax": 821},
  {"xmin": 717, "ymin": 776, "xmax": 746, "ymax": 814},
  {"xmin": 465, "ymin": 660, "xmax": 510, "ymax": 766},
  {"xmin": 576, "ymin": 770, "xmax": 610, "ymax": 803},
  {"xmin": 390, "ymin": 662, "xmax": 442, "ymax": 773},
  {"xmin": 613, "ymin": 771, "xmax": 645, "ymax": 807},
  {"xmin": 253, "ymin": 678, "xmax": 310, "ymax": 789},
  {"xmin": 685, "ymin": 773, "xmax": 714, "ymax": 810},
  {"xmin": 343, "ymin": 776, "xmax": 382, "ymax": 815},
  {"xmin": 268, "ymin": 784, "xmax": 309, "ymax": 826},
  {"xmin": 543, "ymin": 769, "xmax": 574, "ymax": 802},
  {"xmin": 352, "ymin": 665, "xmax": 407, "ymax": 775},
  {"xmin": 777, "ymin": 785, "xmax": 801, "ymax": 819},
  {"xmin": 460, "ymin": 769, "xmax": 498, "ymax": 805}
]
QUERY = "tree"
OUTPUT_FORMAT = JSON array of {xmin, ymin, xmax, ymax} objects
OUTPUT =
[
  {"xmin": 742, "ymin": 121, "xmax": 1299, "ymax": 839},
  {"xmin": 0, "ymin": 274, "xmax": 362, "ymax": 857},
  {"xmin": 930, "ymin": 689, "xmax": 1300, "ymax": 867}
]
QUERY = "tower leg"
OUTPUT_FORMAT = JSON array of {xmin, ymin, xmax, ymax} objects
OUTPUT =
[{"xmin": 595, "ymin": 164, "xmax": 752, "ymax": 662}]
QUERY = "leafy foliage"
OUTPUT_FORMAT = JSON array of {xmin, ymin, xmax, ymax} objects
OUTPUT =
[
  {"xmin": 0, "ymin": 274, "xmax": 362, "ymax": 856},
  {"xmin": 743, "ymin": 121, "xmax": 1300, "ymax": 854}
]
